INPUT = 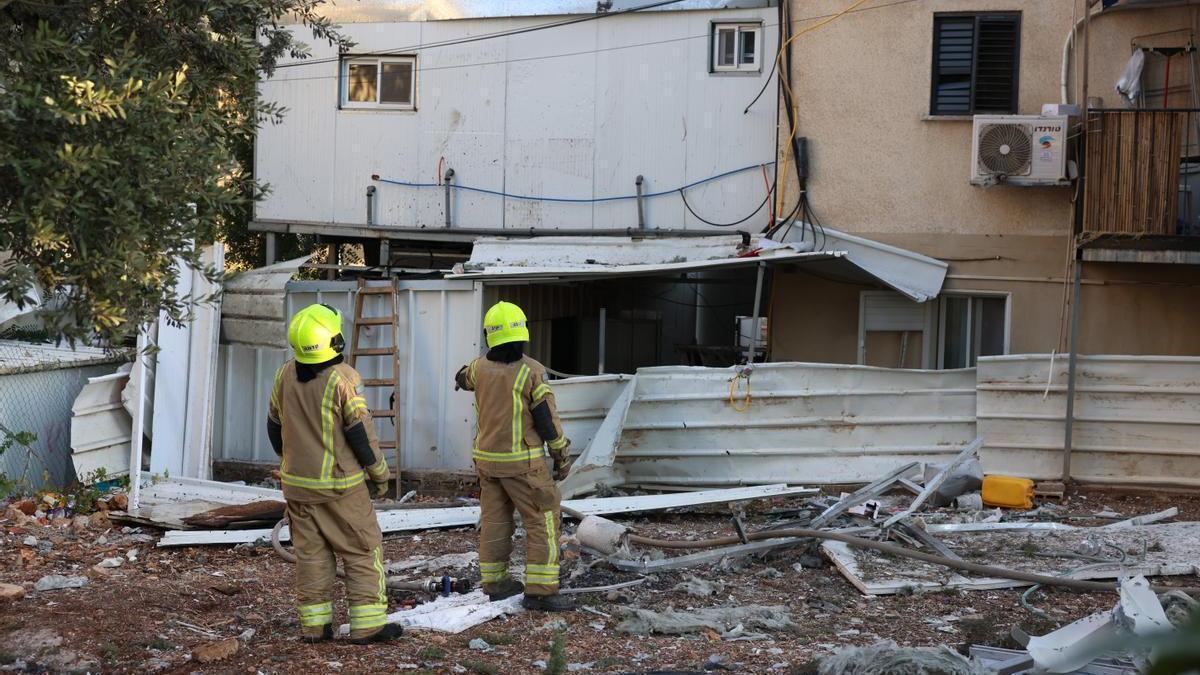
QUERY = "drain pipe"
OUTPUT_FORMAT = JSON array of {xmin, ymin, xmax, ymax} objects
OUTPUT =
[
  {"xmin": 443, "ymin": 168, "xmax": 455, "ymax": 229},
  {"xmin": 635, "ymin": 175, "xmax": 646, "ymax": 230},
  {"xmin": 366, "ymin": 185, "xmax": 377, "ymax": 226}
]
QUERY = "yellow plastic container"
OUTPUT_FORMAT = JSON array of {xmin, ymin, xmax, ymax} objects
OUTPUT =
[{"xmin": 981, "ymin": 475, "xmax": 1035, "ymax": 509}]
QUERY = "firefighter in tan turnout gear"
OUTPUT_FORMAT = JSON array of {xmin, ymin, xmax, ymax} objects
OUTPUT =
[
  {"xmin": 456, "ymin": 301, "xmax": 575, "ymax": 611},
  {"xmin": 267, "ymin": 303, "xmax": 403, "ymax": 644}
]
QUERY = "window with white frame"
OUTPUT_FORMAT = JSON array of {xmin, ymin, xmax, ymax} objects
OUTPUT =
[
  {"xmin": 858, "ymin": 291, "xmax": 1010, "ymax": 369},
  {"xmin": 712, "ymin": 23, "xmax": 761, "ymax": 72},
  {"xmin": 341, "ymin": 56, "xmax": 416, "ymax": 109}
]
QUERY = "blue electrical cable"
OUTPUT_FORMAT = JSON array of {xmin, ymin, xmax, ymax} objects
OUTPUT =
[{"xmin": 374, "ymin": 161, "xmax": 774, "ymax": 204}]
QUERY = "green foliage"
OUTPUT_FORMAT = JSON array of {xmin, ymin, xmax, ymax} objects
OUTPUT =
[
  {"xmin": 459, "ymin": 659, "xmax": 498, "ymax": 675},
  {"xmin": 417, "ymin": 646, "xmax": 447, "ymax": 661},
  {"xmin": 0, "ymin": 1, "xmax": 348, "ymax": 345},
  {"xmin": 0, "ymin": 427, "xmax": 39, "ymax": 498},
  {"xmin": 543, "ymin": 630, "xmax": 567, "ymax": 675}
]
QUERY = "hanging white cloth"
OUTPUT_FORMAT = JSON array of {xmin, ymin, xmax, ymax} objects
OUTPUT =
[{"xmin": 1116, "ymin": 48, "xmax": 1146, "ymax": 106}]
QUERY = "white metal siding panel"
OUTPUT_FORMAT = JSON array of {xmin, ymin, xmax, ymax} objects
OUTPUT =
[
  {"xmin": 977, "ymin": 354, "xmax": 1200, "ymax": 487},
  {"xmin": 678, "ymin": 11, "xmax": 777, "ymax": 231},
  {"xmin": 255, "ymin": 56, "xmax": 339, "ymax": 223},
  {"xmin": 549, "ymin": 375, "xmax": 631, "ymax": 457},
  {"xmin": 592, "ymin": 12, "xmax": 689, "ymax": 230},
  {"xmin": 257, "ymin": 8, "xmax": 778, "ymax": 231},
  {"xmin": 215, "ymin": 280, "xmax": 480, "ymax": 472},
  {"xmin": 503, "ymin": 20, "xmax": 597, "ymax": 230},
  {"xmin": 616, "ymin": 363, "xmax": 978, "ymax": 486}
]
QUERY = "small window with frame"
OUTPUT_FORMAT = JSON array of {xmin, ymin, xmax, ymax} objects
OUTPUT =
[
  {"xmin": 712, "ymin": 23, "xmax": 761, "ymax": 73},
  {"xmin": 341, "ymin": 56, "xmax": 416, "ymax": 110}
]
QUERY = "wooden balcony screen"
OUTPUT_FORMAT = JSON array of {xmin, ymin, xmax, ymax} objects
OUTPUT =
[{"xmin": 1084, "ymin": 110, "xmax": 1187, "ymax": 235}]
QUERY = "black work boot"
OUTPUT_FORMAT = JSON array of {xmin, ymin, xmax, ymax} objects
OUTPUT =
[
  {"xmin": 349, "ymin": 623, "xmax": 403, "ymax": 645},
  {"xmin": 522, "ymin": 594, "xmax": 575, "ymax": 612},
  {"xmin": 302, "ymin": 624, "xmax": 334, "ymax": 643},
  {"xmin": 485, "ymin": 578, "xmax": 524, "ymax": 601}
]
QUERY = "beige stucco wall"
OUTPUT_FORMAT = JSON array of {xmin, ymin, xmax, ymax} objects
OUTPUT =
[
  {"xmin": 770, "ymin": 1, "xmax": 1200, "ymax": 362},
  {"xmin": 779, "ymin": 0, "xmax": 1198, "ymax": 236}
]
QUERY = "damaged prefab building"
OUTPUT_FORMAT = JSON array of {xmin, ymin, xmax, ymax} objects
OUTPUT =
[{"xmin": 213, "ymin": 0, "xmax": 1200, "ymax": 492}]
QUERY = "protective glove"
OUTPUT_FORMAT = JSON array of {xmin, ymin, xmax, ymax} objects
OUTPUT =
[
  {"xmin": 368, "ymin": 477, "xmax": 389, "ymax": 500},
  {"xmin": 550, "ymin": 442, "xmax": 573, "ymax": 482}
]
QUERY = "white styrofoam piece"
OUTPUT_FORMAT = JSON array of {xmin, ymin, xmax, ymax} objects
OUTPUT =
[
  {"xmin": 336, "ymin": 589, "xmax": 524, "ymax": 635},
  {"xmin": 158, "ymin": 483, "xmax": 813, "ymax": 547}
]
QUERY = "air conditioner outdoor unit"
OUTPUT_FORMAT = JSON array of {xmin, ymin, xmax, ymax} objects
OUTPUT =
[{"xmin": 970, "ymin": 115, "xmax": 1070, "ymax": 186}]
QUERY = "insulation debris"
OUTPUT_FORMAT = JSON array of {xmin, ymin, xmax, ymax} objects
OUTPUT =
[
  {"xmin": 817, "ymin": 641, "xmax": 994, "ymax": 675},
  {"xmin": 337, "ymin": 589, "xmax": 524, "ymax": 635},
  {"xmin": 673, "ymin": 576, "xmax": 726, "ymax": 598},
  {"xmin": 615, "ymin": 605, "xmax": 795, "ymax": 637}
]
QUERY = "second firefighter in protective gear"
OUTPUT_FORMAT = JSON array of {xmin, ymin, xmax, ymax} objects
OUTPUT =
[
  {"xmin": 267, "ymin": 303, "xmax": 402, "ymax": 644},
  {"xmin": 456, "ymin": 301, "xmax": 574, "ymax": 611}
]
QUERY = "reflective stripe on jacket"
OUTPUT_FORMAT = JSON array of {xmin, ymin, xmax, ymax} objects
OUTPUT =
[
  {"xmin": 460, "ymin": 355, "xmax": 565, "ymax": 476},
  {"xmin": 268, "ymin": 361, "xmax": 389, "ymax": 503}
]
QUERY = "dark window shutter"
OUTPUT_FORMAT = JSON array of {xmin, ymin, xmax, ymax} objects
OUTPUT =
[
  {"xmin": 931, "ymin": 13, "xmax": 1020, "ymax": 115},
  {"xmin": 973, "ymin": 15, "xmax": 1020, "ymax": 113},
  {"xmin": 932, "ymin": 16, "xmax": 976, "ymax": 115}
]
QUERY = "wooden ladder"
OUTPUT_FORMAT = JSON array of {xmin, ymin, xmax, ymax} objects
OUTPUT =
[{"xmin": 348, "ymin": 278, "xmax": 402, "ymax": 497}]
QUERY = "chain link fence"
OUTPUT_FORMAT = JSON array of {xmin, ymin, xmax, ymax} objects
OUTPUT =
[{"xmin": 0, "ymin": 341, "xmax": 120, "ymax": 494}]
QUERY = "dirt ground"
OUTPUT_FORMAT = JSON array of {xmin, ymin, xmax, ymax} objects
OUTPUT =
[{"xmin": 1, "ymin": 486, "xmax": 1197, "ymax": 674}]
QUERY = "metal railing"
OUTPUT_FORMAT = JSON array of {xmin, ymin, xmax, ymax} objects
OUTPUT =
[{"xmin": 1083, "ymin": 108, "xmax": 1200, "ymax": 237}]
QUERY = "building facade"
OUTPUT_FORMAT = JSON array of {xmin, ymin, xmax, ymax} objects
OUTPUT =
[{"xmin": 771, "ymin": 0, "xmax": 1200, "ymax": 367}]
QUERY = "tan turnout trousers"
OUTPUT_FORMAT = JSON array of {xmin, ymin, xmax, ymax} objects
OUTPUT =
[
  {"xmin": 460, "ymin": 355, "xmax": 567, "ymax": 596},
  {"xmin": 269, "ymin": 360, "xmax": 391, "ymax": 639}
]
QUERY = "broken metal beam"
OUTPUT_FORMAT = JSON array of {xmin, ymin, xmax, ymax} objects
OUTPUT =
[
  {"xmin": 608, "ymin": 538, "xmax": 803, "ymax": 573},
  {"xmin": 881, "ymin": 437, "xmax": 983, "ymax": 529},
  {"xmin": 809, "ymin": 462, "xmax": 922, "ymax": 529},
  {"xmin": 1106, "ymin": 507, "xmax": 1178, "ymax": 529},
  {"xmin": 895, "ymin": 522, "xmax": 962, "ymax": 562}
]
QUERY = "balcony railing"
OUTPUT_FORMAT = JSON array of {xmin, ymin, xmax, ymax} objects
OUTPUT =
[{"xmin": 1083, "ymin": 108, "xmax": 1200, "ymax": 238}]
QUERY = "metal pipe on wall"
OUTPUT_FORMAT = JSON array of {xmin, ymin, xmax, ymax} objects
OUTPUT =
[
  {"xmin": 635, "ymin": 175, "xmax": 645, "ymax": 229},
  {"xmin": 366, "ymin": 185, "xmax": 377, "ymax": 226},
  {"xmin": 443, "ymin": 168, "xmax": 455, "ymax": 229},
  {"xmin": 1062, "ymin": 255, "xmax": 1084, "ymax": 484}
]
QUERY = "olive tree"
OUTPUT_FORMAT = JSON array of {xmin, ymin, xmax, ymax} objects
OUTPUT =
[{"xmin": 0, "ymin": 0, "xmax": 346, "ymax": 345}]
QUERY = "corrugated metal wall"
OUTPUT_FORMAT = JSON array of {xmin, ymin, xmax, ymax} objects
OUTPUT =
[
  {"xmin": 215, "ymin": 280, "xmax": 483, "ymax": 471},
  {"xmin": 0, "ymin": 364, "xmax": 117, "ymax": 491},
  {"xmin": 256, "ymin": 7, "xmax": 779, "ymax": 231},
  {"xmin": 614, "ymin": 363, "xmax": 978, "ymax": 486},
  {"xmin": 977, "ymin": 354, "xmax": 1200, "ymax": 488}
]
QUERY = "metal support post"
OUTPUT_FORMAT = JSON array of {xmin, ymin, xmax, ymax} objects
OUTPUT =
[
  {"xmin": 264, "ymin": 232, "xmax": 276, "ymax": 266},
  {"xmin": 1061, "ymin": 254, "xmax": 1083, "ymax": 484},
  {"xmin": 598, "ymin": 307, "xmax": 607, "ymax": 375},
  {"xmin": 747, "ymin": 262, "xmax": 766, "ymax": 363}
]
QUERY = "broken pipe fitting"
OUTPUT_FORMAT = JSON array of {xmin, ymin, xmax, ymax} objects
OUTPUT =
[{"xmin": 575, "ymin": 514, "xmax": 629, "ymax": 555}]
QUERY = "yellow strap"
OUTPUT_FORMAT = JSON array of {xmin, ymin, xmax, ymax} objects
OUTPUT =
[
  {"xmin": 373, "ymin": 547, "xmax": 387, "ymax": 605},
  {"xmin": 547, "ymin": 436, "xmax": 569, "ymax": 451},
  {"xmin": 542, "ymin": 511, "xmax": 558, "ymax": 566},
  {"xmin": 728, "ymin": 371, "xmax": 752, "ymax": 413},
  {"xmin": 343, "ymin": 396, "xmax": 368, "ymax": 418},
  {"xmin": 510, "ymin": 364, "xmax": 530, "ymax": 452},
  {"xmin": 320, "ymin": 371, "xmax": 341, "ymax": 479},
  {"xmin": 531, "ymin": 382, "xmax": 551, "ymax": 402}
]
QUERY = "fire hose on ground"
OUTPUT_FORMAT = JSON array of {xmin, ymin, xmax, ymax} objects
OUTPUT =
[{"xmin": 560, "ymin": 506, "xmax": 1200, "ymax": 597}]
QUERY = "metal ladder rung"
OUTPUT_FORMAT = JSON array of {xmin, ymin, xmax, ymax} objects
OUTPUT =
[
  {"xmin": 361, "ymin": 378, "xmax": 393, "ymax": 387},
  {"xmin": 358, "ymin": 287, "xmax": 397, "ymax": 295},
  {"xmin": 372, "ymin": 410, "xmax": 396, "ymax": 418},
  {"xmin": 378, "ymin": 441, "xmax": 397, "ymax": 449}
]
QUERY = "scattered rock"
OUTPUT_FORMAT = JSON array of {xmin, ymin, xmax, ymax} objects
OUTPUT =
[
  {"xmin": 468, "ymin": 637, "xmax": 491, "ymax": 651},
  {"xmin": 542, "ymin": 618, "xmax": 568, "ymax": 631},
  {"xmin": 106, "ymin": 494, "xmax": 129, "ymax": 511},
  {"xmin": 568, "ymin": 662, "xmax": 595, "ymax": 671},
  {"xmin": 90, "ymin": 511, "xmax": 112, "ymax": 530},
  {"xmin": 210, "ymin": 582, "xmax": 242, "ymax": 596},
  {"xmin": 755, "ymin": 567, "xmax": 783, "ymax": 579},
  {"xmin": 22, "ymin": 535, "xmax": 37, "ymax": 547},
  {"xmin": 5, "ymin": 506, "xmax": 30, "ymax": 524},
  {"xmin": 674, "ymin": 576, "xmax": 726, "ymax": 597},
  {"xmin": 71, "ymin": 515, "xmax": 90, "ymax": 533},
  {"xmin": 97, "ymin": 557, "xmax": 124, "ymax": 568},
  {"xmin": 192, "ymin": 637, "xmax": 240, "ymax": 663},
  {"xmin": 238, "ymin": 628, "xmax": 256, "ymax": 643},
  {"xmin": 532, "ymin": 660, "xmax": 548, "ymax": 669},
  {"xmin": 95, "ymin": 535, "xmax": 108, "ymax": 545},
  {"xmin": 0, "ymin": 582, "xmax": 26, "ymax": 601},
  {"xmin": 705, "ymin": 654, "xmax": 737, "ymax": 671},
  {"xmin": 145, "ymin": 657, "xmax": 172, "ymax": 671},
  {"xmin": 51, "ymin": 517, "xmax": 71, "ymax": 529},
  {"xmin": 34, "ymin": 575, "xmax": 89, "ymax": 591},
  {"xmin": 14, "ymin": 499, "xmax": 37, "ymax": 515},
  {"xmin": 126, "ymin": 548, "xmax": 139, "ymax": 562}
]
